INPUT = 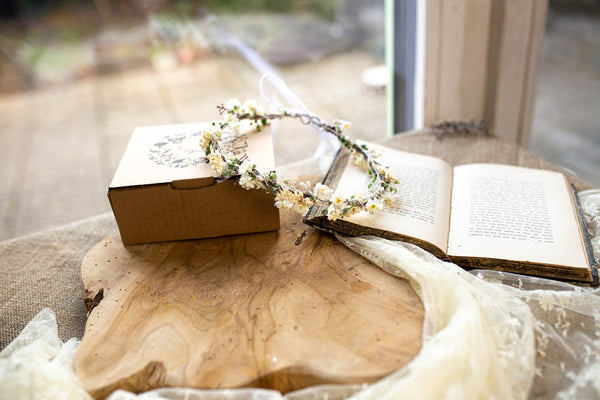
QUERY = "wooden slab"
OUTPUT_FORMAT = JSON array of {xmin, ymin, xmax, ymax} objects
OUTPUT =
[{"xmin": 74, "ymin": 209, "xmax": 424, "ymax": 399}]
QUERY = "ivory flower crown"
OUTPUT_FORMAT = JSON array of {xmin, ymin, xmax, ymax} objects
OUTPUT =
[{"xmin": 200, "ymin": 99, "xmax": 398, "ymax": 221}]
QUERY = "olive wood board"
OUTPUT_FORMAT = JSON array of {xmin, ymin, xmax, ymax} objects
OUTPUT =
[{"xmin": 74, "ymin": 209, "xmax": 424, "ymax": 399}]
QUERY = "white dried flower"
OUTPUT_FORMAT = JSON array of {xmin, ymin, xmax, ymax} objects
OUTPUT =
[
  {"xmin": 238, "ymin": 159, "xmax": 262, "ymax": 190},
  {"xmin": 327, "ymin": 207, "xmax": 343, "ymax": 221},
  {"xmin": 238, "ymin": 159, "xmax": 254, "ymax": 176},
  {"xmin": 199, "ymin": 138, "xmax": 208, "ymax": 152},
  {"xmin": 365, "ymin": 199, "xmax": 381, "ymax": 214},
  {"xmin": 331, "ymin": 193, "xmax": 345, "ymax": 209},
  {"xmin": 381, "ymin": 191, "xmax": 396, "ymax": 205},
  {"xmin": 231, "ymin": 121, "xmax": 242, "ymax": 134},
  {"xmin": 241, "ymin": 99, "xmax": 260, "ymax": 115},
  {"xmin": 351, "ymin": 153, "xmax": 368, "ymax": 170},
  {"xmin": 225, "ymin": 98, "xmax": 241, "ymax": 111},
  {"xmin": 274, "ymin": 195, "xmax": 293, "ymax": 209},
  {"xmin": 224, "ymin": 152, "xmax": 236, "ymax": 163},
  {"xmin": 334, "ymin": 119, "xmax": 352, "ymax": 131},
  {"xmin": 201, "ymin": 126, "xmax": 222, "ymax": 147},
  {"xmin": 368, "ymin": 145, "xmax": 383, "ymax": 159},
  {"xmin": 293, "ymin": 197, "xmax": 314, "ymax": 215},
  {"xmin": 380, "ymin": 167, "xmax": 397, "ymax": 183},
  {"xmin": 208, "ymin": 152, "xmax": 226, "ymax": 175},
  {"xmin": 224, "ymin": 112, "xmax": 239, "ymax": 125},
  {"xmin": 313, "ymin": 183, "xmax": 333, "ymax": 202},
  {"xmin": 274, "ymin": 188, "xmax": 304, "ymax": 210},
  {"xmin": 297, "ymin": 180, "xmax": 312, "ymax": 193},
  {"xmin": 239, "ymin": 175, "xmax": 263, "ymax": 190}
]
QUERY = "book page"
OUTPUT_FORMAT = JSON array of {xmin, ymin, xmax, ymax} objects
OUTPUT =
[
  {"xmin": 337, "ymin": 143, "xmax": 453, "ymax": 253},
  {"xmin": 447, "ymin": 164, "xmax": 589, "ymax": 269}
]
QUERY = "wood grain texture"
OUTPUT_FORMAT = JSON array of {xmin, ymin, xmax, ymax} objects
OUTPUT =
[{"xmin": 74, "ymin": 208, "xmax": 424, "ymax": 399}]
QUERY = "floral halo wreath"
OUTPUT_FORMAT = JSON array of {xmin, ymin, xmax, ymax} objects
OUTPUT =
[{"xmin": 199, "ymin": 98, "xmax": 399, "ymax": 221}]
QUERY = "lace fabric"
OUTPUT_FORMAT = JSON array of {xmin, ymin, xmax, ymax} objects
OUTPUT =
[
  {"xmin": 338, "ymin": 237, "xmax": 536, "ymax": 400},
  {"xmin": 475, "ymin": 270, "xmax": 600, "ymax": 400},
  {"xmin": 0, "ymin": 308, "xmax": 93, "ymax": 400}
]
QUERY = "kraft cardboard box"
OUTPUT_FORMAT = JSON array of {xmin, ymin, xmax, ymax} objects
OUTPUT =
[{"xmin": 108, "ymin": 122, "xmax": 280, "ymax": 245}]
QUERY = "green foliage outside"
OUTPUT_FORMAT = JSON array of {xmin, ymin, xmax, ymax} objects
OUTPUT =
[{"xmin": 174, "ymin": 0, "xmax": 339, "ymax": 20}]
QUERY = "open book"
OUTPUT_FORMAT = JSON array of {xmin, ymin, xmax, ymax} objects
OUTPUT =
[{"xmin": 304, "ymin": 143, "xmax": 597, "ymax": 284}]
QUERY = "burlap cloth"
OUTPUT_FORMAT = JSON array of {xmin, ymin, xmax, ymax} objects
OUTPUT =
[
  {"xmin": 0, "ymin": 130, "xmax": 594, "ymax": 350},
  {"xmin": 0, "ymin": 214, "xmax": 117, "ymax": 348}
]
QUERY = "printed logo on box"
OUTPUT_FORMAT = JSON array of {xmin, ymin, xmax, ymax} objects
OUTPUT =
[
  {"xmin": 148, "ymin": 131, "xmax": 250, "ymax": 169},
  {"xmin": 148, "ymin": 132, "xmax": 207, "ymax": 168}
]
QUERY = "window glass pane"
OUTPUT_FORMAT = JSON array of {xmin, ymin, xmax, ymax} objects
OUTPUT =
[{"xmin": 0, "ymin": 0, "xmax": 386, "ymax": 238}]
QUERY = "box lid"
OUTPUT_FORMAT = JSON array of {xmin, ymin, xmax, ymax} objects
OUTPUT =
[{"xmin": 110, "ymin": 122, "xmax": 276, "ymax": 189}]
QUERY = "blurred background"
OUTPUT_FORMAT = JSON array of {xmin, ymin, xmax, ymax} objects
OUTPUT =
[{"xmin": 0, "ymin": 0, "xmax": 598, "ymax": 241}]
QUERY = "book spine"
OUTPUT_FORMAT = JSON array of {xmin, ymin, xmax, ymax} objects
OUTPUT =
[{"xmin": 572, "ymin": 187, "xmax": 599, "ymax": 286}]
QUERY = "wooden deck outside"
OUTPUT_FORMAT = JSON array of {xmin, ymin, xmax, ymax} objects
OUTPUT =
[{"xmin": 0, "ymin": 52, "xmax": 386, "ymax": 240}]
